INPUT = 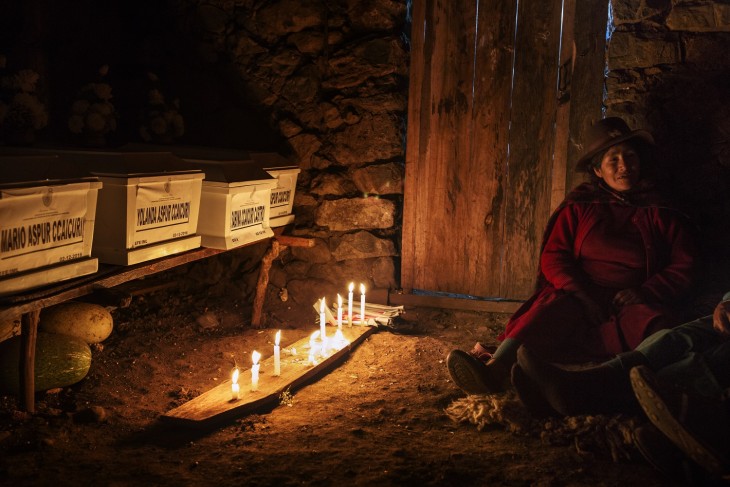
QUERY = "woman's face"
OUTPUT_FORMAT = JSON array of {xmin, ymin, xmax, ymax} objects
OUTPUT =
[{"xmin": 593, "ymin": 142, "xmax": 641, "ymax": 192}]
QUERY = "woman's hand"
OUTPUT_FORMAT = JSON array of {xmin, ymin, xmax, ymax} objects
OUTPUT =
[
  {"xmin": 612, "ymin": 288, "xmax": 644, "ymax": 309},
  {"xmin": 574, "ymin": 291, "xmax": 608, "ymax": 326},
  {"xmin": 712, "ymin": 300, "xmax": 730, "ymax": 338}
]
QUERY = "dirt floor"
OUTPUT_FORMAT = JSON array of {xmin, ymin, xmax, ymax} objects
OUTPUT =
[{"xmin": 0, "ymin": 288, "xmax": 681, "ymax": 486}]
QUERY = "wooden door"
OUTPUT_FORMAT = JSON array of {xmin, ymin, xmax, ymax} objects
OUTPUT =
[{"xmin": 402, "ymin": 0, "xmax": 572, "ymax": 300}]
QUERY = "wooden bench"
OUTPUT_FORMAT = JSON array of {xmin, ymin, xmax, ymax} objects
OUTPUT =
[{"xmin": 0, "ymin": 232, "xmax": 313, "ymax": 413}]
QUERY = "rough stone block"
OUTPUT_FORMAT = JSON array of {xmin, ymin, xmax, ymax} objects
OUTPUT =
[
  {"xmin": 252, "ymin": 0, "xmax": 323, "ymax": 41},
  {"xmin": 326, "ymin": 113, "xmax": 403, "ymax": 165},
  {"xmin": 286, "ymin": 278, "xmax": 340, "ymax": 306},
  {"xmin": 611, "ymin": 0, "xmax": 667, "ymax": 26},
  {"xmin": 307, "ymin": 259, "xmax": 372, "ymax": 288},
  {"xmin": 324, "ymin": 37, "xmax": 407, "ymax": 90},
  {"xmin": 315, "ymin": 197, "xmax": 396, "ymax": 231},
  {"xmin": 346, "ymin": 0, "xmax": 407, "ymax": 32},
  {"xmin": 338, "ymin": 93, "xmax": 407, "ymax": 114},
  {"xmin": 667, "ymin": 4, "xmax": 730, "ymax": 32},
  {"xmin": 310, "ymin": 173, "xmax": 358, "ymax": 196},
  {"xmin": 331, "ymin": 231, "xmax": 397, "ymax": 261},
  {"xmin": 371, "ymin": 256, "xmax": 397, "ymax": 289},
  {"xmin": 608, "ymin": 32, "xmax": 681, "ymax": 69},
  {"xmin": 290, "ymin": 237, "xmax": 332, "ymax": 264},
  {"xmin": 288, "ymin": 133, "xmax": 322, "ymax": 170},
  {"xmin": 351, "ymin": 162, "xmax": 404, "ymax": 195}
]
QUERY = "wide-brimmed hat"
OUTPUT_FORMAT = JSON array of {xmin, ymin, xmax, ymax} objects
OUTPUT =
[{"xmin": 575, "ymin": 117, "xmax": 654, "ymax": 172}]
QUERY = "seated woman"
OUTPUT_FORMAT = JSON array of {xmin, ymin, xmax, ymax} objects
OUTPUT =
[{"xmin": 447, "ymin": 117, "xmax": 698, "ymax": 395}]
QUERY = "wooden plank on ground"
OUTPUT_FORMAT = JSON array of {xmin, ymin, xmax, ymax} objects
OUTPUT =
[
  {"xmin": 161, "ymin": 325, "xmax": 377, "ymax": 427},
  {"xmin": 387, "ymin": 292, "xmax": 522, "ymax": 314}
]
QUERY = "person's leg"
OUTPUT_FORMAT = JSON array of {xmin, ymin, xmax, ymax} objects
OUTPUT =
[
  {"xmin": 633, "ymin": 316, "xmax": 717, "ymax": 368},
  {"xmin": 446, "ymin": 340, "xmax": 518, "ymax": 395},
  {"xmin": 620, "ymin": 316, "xmax": 729, "ymax": 398},
  {"xmin": 514, "ymin": 346, "xmax": 648, "ymax": 416}
]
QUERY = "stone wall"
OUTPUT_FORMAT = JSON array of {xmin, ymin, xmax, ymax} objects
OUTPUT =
[
  {"xmin": 605, "ymin": 0, "xmax": 730, "ymax": 291},
  {"xmin": 172, "ymin": 0, "xmax": 408, "ymax": 315}
]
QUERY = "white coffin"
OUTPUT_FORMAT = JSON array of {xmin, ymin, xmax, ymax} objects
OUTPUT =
[
  {"xmin": 250, "ymin": 152, "xmax": 300, "ymax": 227},
  {"xmin": 0, "ymin": 154, "xmax": 101, "ymax": 295},
  {"xmin": 59, "ymin": 151, "xmax": 204, "ymax": 265}
]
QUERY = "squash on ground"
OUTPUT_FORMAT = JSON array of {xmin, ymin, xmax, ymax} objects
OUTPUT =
[
  {"xmin": 0, "ymin": 332, "xmax": 92, "ymax": 394},
  {"xmin": 40, "ymin": 301, "xmax": 113, "ymax": 344}
]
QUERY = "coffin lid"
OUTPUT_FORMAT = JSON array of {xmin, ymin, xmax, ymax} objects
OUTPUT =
[{"xmin": 0, "ymin": 152, "xmax": 100, "ymax": 189}]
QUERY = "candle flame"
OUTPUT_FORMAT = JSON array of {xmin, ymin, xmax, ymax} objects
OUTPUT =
[
  {"xmin": 349, "ymin": 282, "xmax": 354, "ymax": 292},
  {"xmin": 275, "ymin": 330, "xmax": 281, "ymax": 346},
  {"xmin": 231, "ymin": 368, "xmax": 239, "ymax": 384},
  {"xmin": 337, "ymin": 293, "xmax": 342, "ymax": 307},
  {"xmin": 360, "ymin": 283, "xmax": 366, "ymax": 294},
  {"xmin": 252, "ymin": 350, "xmax": 261, "ymax": 365},
  {"xmin": 320, "ymin": 297, "xmax": 326, "ymax": 312}
]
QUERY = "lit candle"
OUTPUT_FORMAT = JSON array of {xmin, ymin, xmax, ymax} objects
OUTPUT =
[
  {"xmin": 231, "ymin": 367, "xmax": 240, "ymax": 400},
  {"xmin": 360, "ymin": 283, "xmax": 366, "ymax": 325},
  {"xmin": 251, "ymin": 350, "xmax": 261, "ymax": 392},
  {"xmin": 334, "ymin": 328, "xmax": 345, "ymax": 349},
  {"xmin": 337, "ymin": 294, "xmax": 343, "ymax": 330},
  {"xmin": 309, "ymin": 330, "xmax": 320, "ymax": 365},
  {"xmin": 319, "ymin": 297, "xmax": 327, "ymax": 341},
  {"xmin": 274, "ymin": 330, "xmax": 281, "ymax": 377},
  {"xmin": 348, "ymin": 282, "xmax": 354, "ymax": 326}
]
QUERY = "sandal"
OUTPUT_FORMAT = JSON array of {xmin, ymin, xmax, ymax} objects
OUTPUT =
[{"xmin": 469, "ymin": 342, "xmax": 495, "ymax": 363}]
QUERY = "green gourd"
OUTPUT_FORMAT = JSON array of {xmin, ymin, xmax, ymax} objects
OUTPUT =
[{"xmin": 0, "ymin": 332, "xmax": 92, "ymax": 394}]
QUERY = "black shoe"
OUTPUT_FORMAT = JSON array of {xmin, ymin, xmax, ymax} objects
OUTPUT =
[{"xmin": 447, "ymin": 349, "xmax": 509, "ymax": 395}]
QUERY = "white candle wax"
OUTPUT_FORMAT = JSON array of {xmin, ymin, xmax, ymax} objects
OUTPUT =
[
  {"xmin": 360, "ymin": 283, "xmax": 366, "ymax": 325},
  {"xmin": 334, "ymin": 328, "xmax": 346, "ymax": 349},
  {"xmin": 231, "ymin": 368, "xmax": 240, "ymax": 400},
  {"xmin": 319, "ymin": 297, "xmax": 326, "ymax": 340},
  {"xmin": 309, "ymin": 331, "xmax": 320, "ymax": 365},
  {"xmin": 348, "ymin": 282, "xmax": 354, "ymax": 326},
  {"xmin": 337, "ymin": 294, "xmax": 343, "ymax": 330},
  {"xmin": 251, "ymin": 350, "xmax": 261, "ymax": 392},
  {"xmin": 274, "ymin": 330, "xmax": 281, "ymax": 377}
]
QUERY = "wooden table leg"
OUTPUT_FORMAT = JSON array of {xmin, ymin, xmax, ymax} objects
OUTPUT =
[
  {"xmin": 19, "ymin": 309, "xmax": 40, "ymax": 413},
  {"xmin": 250, "ymin": 235, "xmax": 315, "ymax": 328},
  {"xmin": 251, "ymin": 240, "xmax": 281, "ymax": 328}
]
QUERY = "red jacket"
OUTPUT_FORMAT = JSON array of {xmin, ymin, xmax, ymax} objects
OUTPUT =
[{"xmin": 501, "ymin": 181, "xmax": 697, "ymax": 361}]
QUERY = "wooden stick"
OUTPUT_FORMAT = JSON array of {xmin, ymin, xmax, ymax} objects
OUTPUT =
[
  {"xmin": 274, "ymin": 235, "xmax": 314, "ymax": 248},
  {"xmin": 250, "ymin": 235, "xmax": 314, "ymax": 328},
  {"xmin": 251, "ymin": 240, "xmax": 281, "ymax": 328},
  {"xmin": 19, "ymin": 309, "xmax": 40, "ymax": 413}
]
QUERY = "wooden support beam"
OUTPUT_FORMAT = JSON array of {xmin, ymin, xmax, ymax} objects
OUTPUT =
[
  {"xmin": 251, "ymin": 240, "xmax": 281, "ymax": 328},
  {"xmin": 19, "ymin": 309, "xmax": 40, "ymax": 413},
  {"xmin": 251, "ymin": 234, "xmax": 315, "ymax": 328}
]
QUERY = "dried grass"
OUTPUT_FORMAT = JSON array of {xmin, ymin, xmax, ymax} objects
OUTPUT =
[{"xmin": 445, "ymin": 391, "xmax": 644, "ymax": 463}]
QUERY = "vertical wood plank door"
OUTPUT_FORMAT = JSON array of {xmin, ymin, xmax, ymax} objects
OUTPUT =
[{"xmin": 402, "ymin": 0, "xmax": 567, "ymax": 300}]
